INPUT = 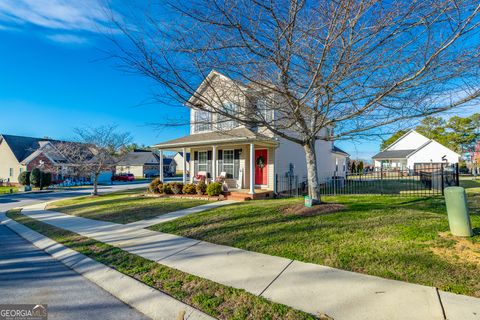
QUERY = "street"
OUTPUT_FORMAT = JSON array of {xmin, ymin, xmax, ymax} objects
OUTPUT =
[{"xmin": 0, "ymin": 183, "xmax": 151, "ymax": 320}]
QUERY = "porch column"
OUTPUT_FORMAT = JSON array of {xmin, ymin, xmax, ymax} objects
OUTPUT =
[
  {"xmin": 249, "ymin": 143, "xmax": 255, "ymax": 194},
  {"xmin": 182, "ymin": 147, "xmax": 187, "ymax": 184},
  {"xmin": 212, "ymin": 145, "xmax": 217, "ymax": 180},
  {"xmin": 159, "ymin": 149, "xmax": 164, "ymax": 181}
]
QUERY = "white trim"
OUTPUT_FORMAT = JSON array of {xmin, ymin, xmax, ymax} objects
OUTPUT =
[{"xmin": 249, "ymin": 143, "xmax": 255, "ymax": 194}]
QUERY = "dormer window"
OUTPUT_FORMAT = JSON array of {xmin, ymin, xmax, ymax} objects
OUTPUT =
[{"xmin": 195, "ymin": 110, "xmax": 212, "ymax": 132}]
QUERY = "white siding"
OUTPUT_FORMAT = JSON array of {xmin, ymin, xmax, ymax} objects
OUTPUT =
[
  {"xmin": 388, "ymin": 131, "xmax": 430, "ymax": 150},
  {"xmin": 0, "ymin": 139, "xmax": 24, "ymax": 183},
  {"xmin": 275, "ymin": 137, "xmax": 336, "ymax": 181},
  {"xmin": 406, "ymin": 141, "xmax": 460, "ymax": 168}
]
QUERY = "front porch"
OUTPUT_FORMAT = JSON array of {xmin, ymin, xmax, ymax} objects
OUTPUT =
[{"xmin": 153, "ymin": 128, "xmax": 278, "ymax": 196}]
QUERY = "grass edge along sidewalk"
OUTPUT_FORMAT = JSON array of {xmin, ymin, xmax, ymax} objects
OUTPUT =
[{"xmin": 6, "ymin": 209, "xmax": 318, "ymax": 320}]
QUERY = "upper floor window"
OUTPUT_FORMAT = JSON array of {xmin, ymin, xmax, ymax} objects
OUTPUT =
[
  {"xmin": 217, "ymin": 103, "xmax": 238, "ymax": 130},
  {"xmin": 195, "ymin": 110, "xmax": 212, "ymax": 133},
  {"xmin": 256, "ymin": 99, "xmax": 273, "ymax": 123}
]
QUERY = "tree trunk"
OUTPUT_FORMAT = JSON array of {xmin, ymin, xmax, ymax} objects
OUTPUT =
[
  {"xmin": 304, "ymin": 140, "xmax": 321, "ymax": 204},
  {"xmin": 92, "ymin": 173, "xmax": 99, "ymax": 196}
]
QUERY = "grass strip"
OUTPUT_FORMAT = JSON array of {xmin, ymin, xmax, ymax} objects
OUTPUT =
[{"xmin": 6, "ymin": 209, "xmax": 317, "ymax": 320}]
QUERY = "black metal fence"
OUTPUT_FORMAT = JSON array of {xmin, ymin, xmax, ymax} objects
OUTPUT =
[{"xmin": 276, "ymin": 163, "xmax": 459, "ymax": 197}]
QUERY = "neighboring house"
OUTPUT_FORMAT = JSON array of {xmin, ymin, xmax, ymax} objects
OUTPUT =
[
  {"xmin": 372, "ymin": 130, "xmax": 460, "ymax": 170},
  {"xmin": 162, "ymin": 158, "xmax": 177, "ymax": 177},
  {"xmin": 153, "ymin": 70, "xmax": 349, "ymax": 193},
  {"xmin": 116, "ymin": 150, "xmax": 160, "ymax": 178},
  {"xmin": 174, "ymin": 152, "xmax": 190, "ymax": 174},
  {"xmin": 0, "ymin": 134, "xmax": 112, "ymax": 184}
]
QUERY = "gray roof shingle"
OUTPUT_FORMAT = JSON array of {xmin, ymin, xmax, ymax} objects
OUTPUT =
[
  {"xmin": 117, "ymin": 151, "xmax": 160, "ymax": 166},
  {"xmin": 0, "ymin": 134, "xmax": 55, "ymax": 162},
  {"xmin": 372, "ymin": 149, "xmax": 416, "ymax": 159},
  {"xmin": 153, "ymin": 127, "xmax": 276, "ymax": 149}
]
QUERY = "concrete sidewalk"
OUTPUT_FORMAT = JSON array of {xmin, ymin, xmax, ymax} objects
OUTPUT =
[{"xmin": 17, "ymin": 203, "xmax": 480, "ymax": 320}]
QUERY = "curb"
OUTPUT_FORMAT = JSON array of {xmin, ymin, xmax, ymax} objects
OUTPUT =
[{"xmin": 0, "ymin": 212, "xmax": 214, "ymax": 320}]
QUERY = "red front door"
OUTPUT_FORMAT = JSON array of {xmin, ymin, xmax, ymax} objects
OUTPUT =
[{"xmin": 254, "ymin": 149, "xmax": 268, "ymax": 185}]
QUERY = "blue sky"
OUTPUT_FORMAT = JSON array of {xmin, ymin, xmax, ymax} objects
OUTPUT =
[{"xmin": 0, "ymin": 1, "xmax": 477, "ymax": 160}]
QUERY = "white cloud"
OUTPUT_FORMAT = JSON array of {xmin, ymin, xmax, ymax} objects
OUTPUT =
[
  {"xmin": 46, "ymin": 33, "xmax": 90, "ymax": 44},
  {"xmin": 0, "ymin": 0, "xmax": 120, "ymax": 35}
]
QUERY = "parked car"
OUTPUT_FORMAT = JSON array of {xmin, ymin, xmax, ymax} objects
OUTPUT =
[{"xmin": 112, "ymin": 174, "xmax": 135, "ymax": 182}]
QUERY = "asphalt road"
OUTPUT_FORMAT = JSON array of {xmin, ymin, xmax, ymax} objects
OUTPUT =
[
  {"xmin": 0, "ymin": 182, "xmax": 150, "ymax": 212},
  {"xmin": 0, "ymin": 182, "xmax": 151, "ymax": 320}
]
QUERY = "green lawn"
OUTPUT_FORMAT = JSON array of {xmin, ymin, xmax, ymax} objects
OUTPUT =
[
  {"xmin": 151, "ymin": 180, "xmax": 480, "ymax": 297},
  {"xmin": 47, "ymin": 189, "xmax": 208, "ymax": 224},
  {"xmin": 0, "ymin": 186, "xmax": 18, "ymax": 194},
  {"xmin": 7, "ymin": 210, "xmax": 315, "ymax": 320}
]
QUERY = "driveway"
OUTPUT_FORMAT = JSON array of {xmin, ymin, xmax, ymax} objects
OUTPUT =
[{"xmin": 0, "ymin": 225, "xmax": 149, "ymax": 320}]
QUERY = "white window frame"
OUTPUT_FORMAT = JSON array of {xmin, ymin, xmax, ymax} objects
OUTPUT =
[
  {"xmin": 222, "ymin": 149, "xmax": 235, "ymax": 178},
  {"xmin": 198, "ymin": 151, "xmax": 208, "ymax": 172},
  {"xmin": 195, "ymin": 110, "xmax": 212, "ymax": 132},
  {"xmin": 256, "ymin": 99, "xmax": 273, "ymax": 123},
  {"xmin": 217, "ymin": 103, "xmax": 238, "ymax": 130}
]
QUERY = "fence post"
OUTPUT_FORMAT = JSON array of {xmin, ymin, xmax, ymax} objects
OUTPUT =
[
  {"xmin": 295, "ymin": 176, "xmax": 298, "ymax": 197},
  {"xmin": 380, "ymin": 166, "xmax": 383, "ymax": 195},
  {"xmin": 455, "ymin": 163, "xmax": 460, "ymax": 186},
  {"xmin": 275, "ymin": 174, "xmax": 278, "ymax": 196},
  {"xmin": 333, "ymin": 171, "xmax": 337, "ymax": 196},
  {"xmin": 441, "ymin": 163, "xmax": 445, "ymax": 196}
]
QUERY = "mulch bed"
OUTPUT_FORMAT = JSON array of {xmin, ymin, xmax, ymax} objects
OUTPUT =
[
  {"xmin": 281, "ymin": 203, "xmax": 346, "ymax": 217},
  {"xmin": 144, "ymin": 193, "xmax": 223, "ymax": 201}
]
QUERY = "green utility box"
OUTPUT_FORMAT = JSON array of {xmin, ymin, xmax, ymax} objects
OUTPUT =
[
  {"xmin": 444, "ymin": 187, "xmax": 472, "ymax": 237},
  {"xmin": 304, "ymin": 196, "xmax": 313, "ymax": 207}
]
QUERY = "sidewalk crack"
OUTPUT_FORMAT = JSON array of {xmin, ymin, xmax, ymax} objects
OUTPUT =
[
  {"xmin": 436, "ymin": 288, "xmax": 447, "ymax": 320},
  {"xmin": 259, "ymin": 260, "xmax": 294, "ymax": 296},
  {"xmin": 156, "ymin": 240, "xmax": 202, "ymax": 262}
]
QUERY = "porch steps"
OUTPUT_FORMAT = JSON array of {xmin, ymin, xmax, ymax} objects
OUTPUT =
[{"xmin": 223, "ymin": 190, "xmax": 275, "ymax": 201}]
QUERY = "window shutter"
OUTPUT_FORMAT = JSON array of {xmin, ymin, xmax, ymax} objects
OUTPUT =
[
  {"xmin": 218, "ymin": 149, "xmax": 223, "ymax": 160},
  {"xmin": 234, "ymin": 149, "xmax": 241, "ymax": 179},
  {"xmin": 194, "ymin": 151, "xmax": 198, "ymax": 161},
  {"xmin": 207, "ymin": 151, "xmax": 212, "ymax": 160}
]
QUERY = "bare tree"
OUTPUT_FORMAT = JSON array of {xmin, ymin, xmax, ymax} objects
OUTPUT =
[
  {"xmin": 110, "ymin": 0, "xmax": 480, "ymax": 203},
  {"xmin": 56, "ymin": 126, "xmax": 132, "ymax": 195}
]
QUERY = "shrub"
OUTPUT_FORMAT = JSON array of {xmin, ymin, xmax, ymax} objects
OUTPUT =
[
  {"xmin": 206, "ymin": 182, "xmax": 222, "ymax": 196},
  {"xmin": 18, "ymin": 171, "xmax": 30, "ymax": 186},
  {"xmin": 148, "ymin": 178, "xmax": 163, "ymax": 194},
  {"xmin": 196, "ymin": 181, "xmax": 207, "ymax": 195},
  {"xmin": 30, "ymin": 168, "xmax": 41, "ymax": 188},
  {"xmin": 41, "ymin": 172, "xmax": 52, "ymax": 189},
  {"xmin": 163, "ymin": 183, "xmax": 173, "ymax": 194},
  {"xmin": 171, "ymin": 182, "xmax": 184, "ymax": 195},
  {"xmin": 182, "ymin": 183, "xmax": 196, "ymax": 195},
  {"xmin": 157, "ymin": 184, "xmax": 164, "ymax": 194}
]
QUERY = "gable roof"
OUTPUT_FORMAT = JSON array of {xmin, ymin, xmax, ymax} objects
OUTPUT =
[
  {"xmin": 332, "ymin": 145, "xmax": 350, "ymax": 156},
  {"xmin": 381, "ymin": 129, "xmax": 416, "ymax": 151},
  {"xmin": 117, "ymin": 151, "xmax": 159, "ymax": 166},
  {"xmin": 153, "ymin": 127, "xmax": 277, "ymax": 149},
  {"xmin": 0, "ymin": 134, "xmax": 56, "ymax": 163}
]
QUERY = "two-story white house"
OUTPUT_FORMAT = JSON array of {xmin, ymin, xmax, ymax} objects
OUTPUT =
[{"xmin": 153, "ymin": 70, "xmax": 349, "ymax": 198}]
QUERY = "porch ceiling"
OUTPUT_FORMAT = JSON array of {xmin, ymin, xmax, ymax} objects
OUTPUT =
[{"xmin": 152, "ymin": 127, "xmax": 278, "ymax": 150}]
